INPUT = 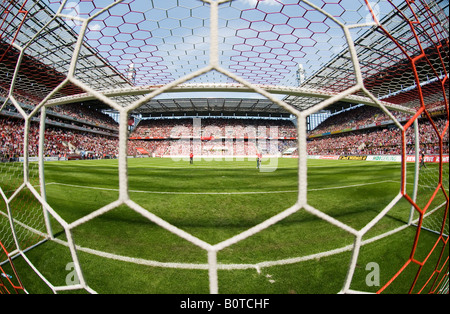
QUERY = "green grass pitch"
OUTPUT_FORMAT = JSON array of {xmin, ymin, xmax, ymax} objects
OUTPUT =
[{"xmin": 1, "ymin": 157, "xmax": 448, "ymax": 294}]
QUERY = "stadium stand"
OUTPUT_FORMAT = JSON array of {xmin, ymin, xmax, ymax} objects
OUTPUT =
[
  {"xmin": 2, "ymin": 89, "xmax": 448, "ymax": 161},
  {"xmin": 1, "ymin": 87, "xmax": 119, "ymax": 161}
]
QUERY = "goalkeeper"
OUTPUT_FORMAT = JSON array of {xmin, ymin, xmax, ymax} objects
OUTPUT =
[{"xmin": 420, "ymin": 150, "xmax": 426, "ymax": 168}]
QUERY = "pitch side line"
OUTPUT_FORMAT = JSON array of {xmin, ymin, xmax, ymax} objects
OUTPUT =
[{"xmin": 46, "ymin": 180, "xmax": 397, "ymax": 195}]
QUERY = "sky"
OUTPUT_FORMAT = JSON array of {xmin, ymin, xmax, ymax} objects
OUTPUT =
[
  {"xmin": 41, "ymin": 0, "xmax": 398, "ymax": 87},
  {"xmin": 38, "ymin": 0, "xmax": 443, "ymax": 105}
]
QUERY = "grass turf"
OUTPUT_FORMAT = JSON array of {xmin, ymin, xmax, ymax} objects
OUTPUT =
[{"xmin": 0, "ymin": 157, "xmax": 448, "ymax": 294}]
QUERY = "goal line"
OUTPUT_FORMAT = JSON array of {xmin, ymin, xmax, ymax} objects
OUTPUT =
[{"xmin": 48, "ymin": 216, "xmax": 412, "ymax": 274}]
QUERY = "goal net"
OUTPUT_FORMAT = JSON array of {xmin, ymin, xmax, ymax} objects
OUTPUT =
[
  {"xmin": 409, "ymin": 117, "xmax": 449, "ymax": 238},
  {"xmin": 0, "ymin": 0, "xmax": 448, "ymax": 294}
]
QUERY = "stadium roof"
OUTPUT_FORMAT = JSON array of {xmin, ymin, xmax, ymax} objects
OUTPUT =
[
  {"xmin": 1, "ymin": 0, "xmax": 448, "ymax": 117},
  {"xmin": 127, "ymin": 97, "xmax": 290, "ymax": 118}
]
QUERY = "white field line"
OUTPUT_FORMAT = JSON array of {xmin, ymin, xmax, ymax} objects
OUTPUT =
[
  {"xmin": 54, "ymin": 162, "xmax": 288, "ymax": 170},
  {"xmin": 46, "ymin": 180, "xmax": 397, "ymax": 195},
  {"xmin": 4, "ymin": 179, "xmax": 423, "ymax": 273},
  {"xmin": 51, "ymin": 216, "xmax": 412, "ymax": 272}
]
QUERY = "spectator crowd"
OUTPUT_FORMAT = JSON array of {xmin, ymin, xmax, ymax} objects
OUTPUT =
[
  {"xmin": 1, "ymin": 117, "xmax": 119, "ymax": 161},
  {"xmin": 1, "ymin": 87, "xmax": 448, "ymax": 161}
]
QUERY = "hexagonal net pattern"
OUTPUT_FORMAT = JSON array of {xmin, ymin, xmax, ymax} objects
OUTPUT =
[{"xmin": 0, "ymin": 0, "xmax": 448, "ymax": 294}]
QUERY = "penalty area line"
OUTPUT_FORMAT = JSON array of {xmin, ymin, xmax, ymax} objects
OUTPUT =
[{"xmin": 45, "ymin": 180, "xmax": 397, "ymax": 195}]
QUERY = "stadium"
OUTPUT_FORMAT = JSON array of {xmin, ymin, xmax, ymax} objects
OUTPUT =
[{"xmin": 0, "ymin": 0, "xmax": 448, "ymax": 296}]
